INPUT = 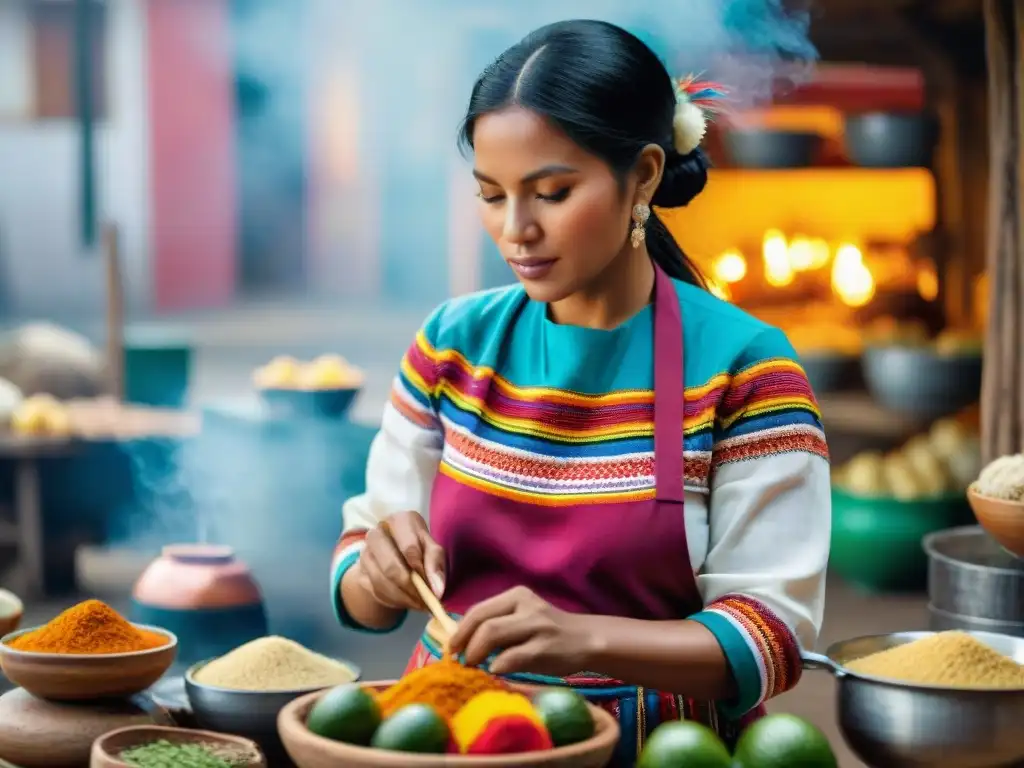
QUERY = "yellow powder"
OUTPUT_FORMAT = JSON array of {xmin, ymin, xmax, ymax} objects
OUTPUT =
[
  {"xmin": 846, "ymin": 631, "xmax": 1024, "ymax": 689},
  {"xmin": 194, "ymin": 636, "xmax": 356, "ymax": 691}
]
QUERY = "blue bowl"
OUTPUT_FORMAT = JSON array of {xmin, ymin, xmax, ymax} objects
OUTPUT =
[{"xmin": 258, "ymin": 387, "xmax": 360, "ymax": 420}]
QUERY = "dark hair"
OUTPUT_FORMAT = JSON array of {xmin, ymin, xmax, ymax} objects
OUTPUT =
[{"xmin": 459, "ymin": 19, "xmax": 708, "ymax": 288}]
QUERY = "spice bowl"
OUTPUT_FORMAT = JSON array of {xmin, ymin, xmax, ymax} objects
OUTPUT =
[
  {"xmin": 277, "ymin": 682, "xmax": 620, "ymax": 768},
  {"xmin": 0, "ymin": 625, "xmax": 177, "ymax": 701},
  {"xmin": 185, "ymin": 658, "xmax": 361, "ymax": 762},
  {"xmin": 0, "ymin": 589, "xmax": 23, "ymax": 637},
  {"xmin": 802, "ymin": 631, "xmax": 1024, "ymax": 767},
  {"xmin": 968, "ymin": 486, "xmax": 1024, "ymax": 558},
  {"xmin": 91, "ymin": 725, "xmax": 266, "ymax": 767}
]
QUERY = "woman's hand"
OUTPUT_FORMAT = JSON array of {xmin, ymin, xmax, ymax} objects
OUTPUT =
[
  {"xmin": 447, "ymin": 586, "xmax": 598, "ymax": 677},
  {"xmin": 357, "ymin": 511, "xmax": 447, "ymax": 612}
]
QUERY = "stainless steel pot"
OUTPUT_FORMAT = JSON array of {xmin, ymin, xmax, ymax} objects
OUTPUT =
[
  {"xmin": 802, "ymin": 631, "xmax": 1024, "ymax": 767},
  {"xmin": 924, "ymin": 527, "xmax": 1024, "ymax": 624},
  {"xmin": 929, "ymin": 604, "xmax": 1024, "ymax": 638}
]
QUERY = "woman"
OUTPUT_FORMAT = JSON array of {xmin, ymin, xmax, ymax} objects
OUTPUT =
[{"xmin": 331, "ymin": 19, "xmax": 830, "ymax": 766}]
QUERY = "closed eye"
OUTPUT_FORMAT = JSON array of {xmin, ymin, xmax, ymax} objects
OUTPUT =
[
  {"xmin": 477, "ymin": 192, "xmax": 504, "ymax": 204},
  {"xmin": 538, "ymin": 187, "xmax": 570, "ymax": 203}
]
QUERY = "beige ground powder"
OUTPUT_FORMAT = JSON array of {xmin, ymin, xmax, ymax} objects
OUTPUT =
[
  {"xmin": 846, "ymin": 631, "xmax": 1024, "ymax": 689},
  {"xmin": 194, "ymin": 636, "xmax": 356, "ymax": 691}
]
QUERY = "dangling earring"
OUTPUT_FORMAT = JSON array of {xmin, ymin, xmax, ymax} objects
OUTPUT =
[{"xmin": 631, "ymin": 203, "xmax": 651, "ymax": 249}]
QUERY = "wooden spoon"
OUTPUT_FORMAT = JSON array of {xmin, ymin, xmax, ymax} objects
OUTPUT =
[{"xmin": 378, "ymin": 522, "xmax": 458, "ymax": 645}]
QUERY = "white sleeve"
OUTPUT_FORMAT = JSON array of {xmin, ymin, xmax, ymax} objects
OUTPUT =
[
  {"xmin": 340, "ymin": 400, "xmax": 443, "ymax": 536},
  {"xmin": 329, "ymin": 324, "xmax": 445, "ymax": 631},
  {"xmin": 687, "ymin": 332, "xmax": 831, "ymax": 716},
  {"xmin": 691, "ymin": 452, "xmax": 830, "ymax": 715}
]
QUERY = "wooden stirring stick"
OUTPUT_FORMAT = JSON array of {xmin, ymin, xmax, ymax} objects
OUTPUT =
[{"xmin": 379, "ymin": 522, "xmax": 459, "ymax": 644}]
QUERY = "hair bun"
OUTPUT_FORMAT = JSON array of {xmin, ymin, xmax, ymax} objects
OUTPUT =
[{"xmin": 651, "ymin": 148, "xmax": 710, "ymax": 209}]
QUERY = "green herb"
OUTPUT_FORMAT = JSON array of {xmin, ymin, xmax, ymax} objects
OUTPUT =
[{"xmin": 119, "ymin": 739, "xmax": 242, "ymax": 768}]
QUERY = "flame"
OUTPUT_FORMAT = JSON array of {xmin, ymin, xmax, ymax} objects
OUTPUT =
[
  {"xmin": 831, "ymin": 243, "xmax": 875, "ymax": 307},
  {"xmin": 763, "ymin": 229, "xmax": 794, "ymax": 287},
  {"xmin": 916, "ymin": 264, "xmax": 938, "ymax": 301},
  {"xmin": 713, "ymin": 250, "xmax": 747, "ymax": 284},
  {"xmin": 788, "ymin": 236, "xmax": 816, "ymax": 271},
  {"xmin": 809, "ymin": 238, "xmax": 831, "ymax": 270}
]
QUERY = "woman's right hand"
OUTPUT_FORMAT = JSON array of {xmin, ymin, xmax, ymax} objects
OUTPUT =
[{"xmin": 357, "ymin": 511, "xmax": 447, "ymax": 611}]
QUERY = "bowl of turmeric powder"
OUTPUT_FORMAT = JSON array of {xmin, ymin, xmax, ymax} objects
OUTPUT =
[
  {"xmin": 0, "ymin": 599, "xmax": 177, "ymax": 701},
  {"xmin": 802, "ymin": 630, "xmax": 1024, "ymax": 767}
]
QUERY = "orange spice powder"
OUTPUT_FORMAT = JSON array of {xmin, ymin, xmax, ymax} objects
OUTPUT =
[{"xmin": 7, "ymin": 599, "xmax": 167, "ymax": 655}]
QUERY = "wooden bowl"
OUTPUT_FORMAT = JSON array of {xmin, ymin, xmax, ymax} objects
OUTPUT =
[
  {"xmin": 278, "ymin": 682, "xmax": 620, "ymax": 768},
  {"xmin": 0, "ymin": 590, "xmax": 23, "ymax": 638},
  {"xmin": 968, "ymin": 486, "xmax": 1024, "ymax": 558},
  {"xmin": 91, "ymin": 725, "xmax": 266, "ymax": 768},
  {"xmin": 0, "ymin": 625, "xmax": 178, "ymax": 701}
]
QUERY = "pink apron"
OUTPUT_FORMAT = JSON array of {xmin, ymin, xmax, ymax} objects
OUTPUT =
[{"xmin": 405, "ymin": 265, "xmax": 764, "ymax": 765}]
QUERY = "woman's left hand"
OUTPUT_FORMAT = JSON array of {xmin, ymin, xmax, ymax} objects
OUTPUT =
[{"xmin": 447, "ymin": 586, "xmax": 598, "ymax": 677}]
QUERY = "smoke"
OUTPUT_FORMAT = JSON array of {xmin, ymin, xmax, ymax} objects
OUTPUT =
[{"xmin": 534, "ymin": 0, "xmax": 819, "ymax": 109}]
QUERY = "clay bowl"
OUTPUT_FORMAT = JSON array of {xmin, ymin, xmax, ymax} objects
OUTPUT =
[
  {"xmin": 968, "ymin": 486, "xmax": 1024, "ymax": 558},
  {"xmin": 278, "ymin": 682, "xmax": 620, "ymax": 768},
  {"xmin": 91, "ymin": 725, "xmax": 266, "ymax": 768},
  {"xmin": 0, "ymin": 590, "xmax": 23, "ymax": 637},
  {"xmin": 0, "ymin": 625, "xmax": 177, "ymax": 701}
]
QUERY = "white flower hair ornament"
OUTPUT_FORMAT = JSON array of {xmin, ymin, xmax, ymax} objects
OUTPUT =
[{"xmin": 673, "ymin": 75, "xmax": 730, "ymax": 155}]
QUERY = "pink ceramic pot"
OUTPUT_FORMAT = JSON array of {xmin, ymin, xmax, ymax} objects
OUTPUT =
[{"xmin": 131, "ymin": 545, "xmax": 268, "ymax": 667}]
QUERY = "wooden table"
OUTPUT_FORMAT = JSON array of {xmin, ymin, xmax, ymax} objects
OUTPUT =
[{"xmin": 0, "ymin": 434, "xmax": 78, "ymax": 599}]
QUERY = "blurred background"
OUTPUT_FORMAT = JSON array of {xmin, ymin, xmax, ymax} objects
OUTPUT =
[{"xmin": 0, "ymin": 1, "xmax": 1012, "ymax": 764}]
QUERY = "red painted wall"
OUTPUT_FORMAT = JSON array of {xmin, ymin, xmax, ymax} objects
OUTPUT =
[{"xmin": 146, "ymin": 0, "xmax": 237, "ymax": 311}]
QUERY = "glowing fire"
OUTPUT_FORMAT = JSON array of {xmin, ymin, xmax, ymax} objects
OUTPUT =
[
  {"xmin": 831, "ymin": 244, "xmax": 875, "ymax": 307},
  {"xmin": 763, "ymin": 229, "xmax": 794, "ymax": 287},
  {"xmin": 916, "ymin": 264, "xmax": 938, "ymax": 301},
  {"xmin": 713, "ymin": 250, "xmax": 747, "ymax": 284},
  {"xmin": 706, "ymin": 230, "xmax": 883, "ymax": 309}
]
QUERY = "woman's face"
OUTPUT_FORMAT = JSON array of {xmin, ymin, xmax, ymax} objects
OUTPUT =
[{"xmin": 471, "ymin": 106, "xmax": 639, "ymax": 304}]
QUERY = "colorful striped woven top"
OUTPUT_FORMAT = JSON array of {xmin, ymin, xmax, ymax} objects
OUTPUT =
[{"xmin": 332, "ymin": 278, "xmax": 831, "ymax": 718}]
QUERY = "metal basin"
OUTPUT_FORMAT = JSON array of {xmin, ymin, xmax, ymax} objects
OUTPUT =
[
  {"xmin": 929, "ymin": 605, "xmax": 1024, "ymax": 638},
  {"xmin": 803, "ymin": 631, "xmax": 1024, "ymax": 767},
  {"xmin": 924, "ymin": 526, "xmax": 1024, "ymax": 623}
]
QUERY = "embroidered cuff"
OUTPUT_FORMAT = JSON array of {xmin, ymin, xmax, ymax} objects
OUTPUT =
[
  {"xmin": 689, "ymin": 595, "xmax": 803, "ymax": 717},
  {"xmin": 330, "ymin": 534, "xmax": 407, "ymax": 634}
]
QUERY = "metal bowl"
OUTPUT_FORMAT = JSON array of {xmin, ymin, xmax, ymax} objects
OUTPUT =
[
  {"xmin": 862, "ymin": 345, "xmax": 982, "ymax": 420},
  {"xmin": 185, "ymin": 658, "xmax": 361, "ymax": 761},
  {"xmin": 800, "ymin": 353, "xmax": 861, "ymax": 394},
  {"xmin": 844, "ymin": 112, "xmax": 938, "ymax": 168},
  {"xmin": 722, "ymin": 129, "xmax": 822, "ymax": 168},
  {"xmin": 803, "ymin": 631, "xmax": 1024, "ymax": 767}
]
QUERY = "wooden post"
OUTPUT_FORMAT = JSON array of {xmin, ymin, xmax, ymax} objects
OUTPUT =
[
  {"xmin": 103, "ymin": 222, "xmax": 125, "ymax": 402},
  {"xmin": 980, "ymin": 0, "xmax": 1024, "ymax": 462}
]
